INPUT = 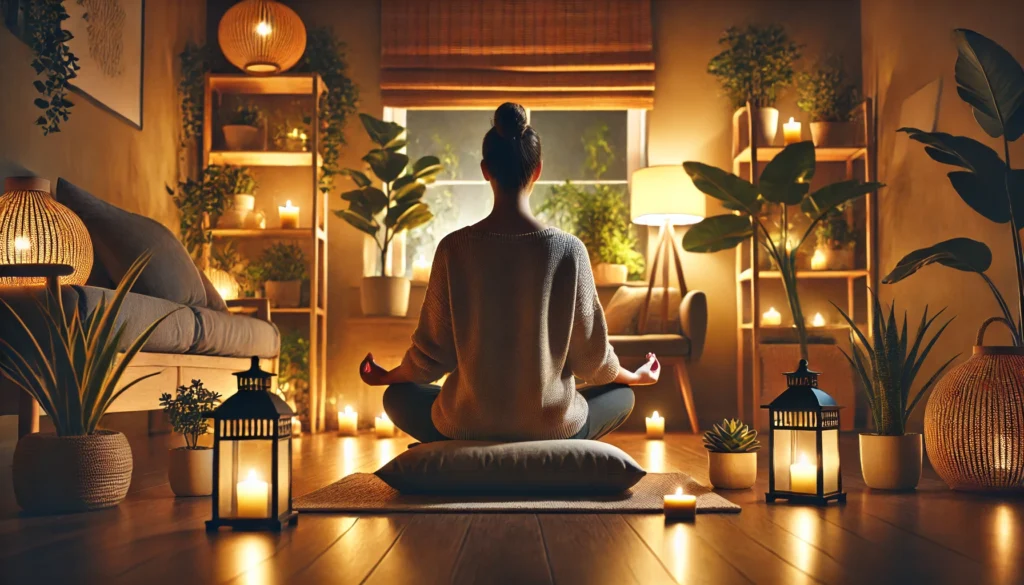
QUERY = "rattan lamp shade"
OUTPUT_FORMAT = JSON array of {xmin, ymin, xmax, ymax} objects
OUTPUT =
[
  {"xmin": 0, "ymin": 177, "xmax": 93, "ymax": 286},
  {"xmin": 218, "ymin": 0, "xmax": 307, "ymax": 75},
  {"xmin": 206, "ymin": 267, "xmax": 240, "ymax": 301}
]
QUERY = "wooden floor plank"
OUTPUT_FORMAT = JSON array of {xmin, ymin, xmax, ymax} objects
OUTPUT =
[
  {"xmin": 295, "ymin": 516, "xmax": 413, "ymax": 584},
  {"xmin": 452, "ymin": 515, "xmax": 554, "ymax": 585},
  {"xmin": 362, "ymin": 515, "xmax": 473, "ymax": 585},
  {"xmin": 621, "ymin": 514, "xmax": 753, "ymax": 585}
]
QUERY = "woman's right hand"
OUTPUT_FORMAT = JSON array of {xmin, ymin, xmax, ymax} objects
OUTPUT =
[
  {"xmin": 633, "ymin": 353, "xmax": 660, "ymax": 385},
  {"xmin": 360, "ymin": 353, "xmax": 390, "ymax": 386}
]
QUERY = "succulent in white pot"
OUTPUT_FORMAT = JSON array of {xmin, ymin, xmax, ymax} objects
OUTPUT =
[
  {"xmin": 703, "ymin": 419, "xmax": 760, "ymax": 489},
  {"xmin": 222, "ymin": 103, "xmax": 264, "ymax": 151},
  {"xmin": 160, "ymin": 380, "xmax": 221, "ymax": 497}
]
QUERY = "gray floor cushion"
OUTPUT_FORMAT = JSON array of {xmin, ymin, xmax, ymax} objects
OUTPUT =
[
  {"xmin": 375, "ymin": 439, "xmax": 647, "ymax": 494},
  {"xmin": 190, "ymin": 305, "xmax": 279, "ymax": 358},
  {"xmin": 74, "ymin": 286, "xmax": 197, "ymax": 354}
]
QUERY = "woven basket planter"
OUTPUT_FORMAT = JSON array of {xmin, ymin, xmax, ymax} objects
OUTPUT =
[
  {"xmin": 13, "ymin": 430, "xmax": 133, "ymax": 513},
  {"xmin": 925, "ymin": 318, "xmax": 1024, "ymax": 492}
]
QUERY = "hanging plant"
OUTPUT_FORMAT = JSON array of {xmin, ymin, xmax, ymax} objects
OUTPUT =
[
  {"xmin": 10, "ymin": 0, "xmax": 81, "ymax": 134},
  {"xmin": 178, "ymin": 41, "xmax": 209, "ymax": 145}
]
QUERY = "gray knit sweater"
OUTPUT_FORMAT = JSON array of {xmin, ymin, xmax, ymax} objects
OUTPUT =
[{"xmin": 399, "ymin": 226, "xmax": 621, "ymax": 440}]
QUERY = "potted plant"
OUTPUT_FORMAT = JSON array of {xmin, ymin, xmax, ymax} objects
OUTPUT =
[
  {"xmin": 0, "ymin": 254, "xmax": 177, "ymax": 513},
  {"xmin": 707, "ymin": 24, "xmax": 802, "ymax": 146},
  {"xmin": 335, "ymin": 114, "xmax": 443, "ymax": 317},
  {"xmin": 215, "ymin": 166, "xmax": 258, "ymax": 229},
  {"xmin": 703, "ymin": 419, "xmax": 760, "ymax": 489},
  {"xmin": 159, "ymin": 380, "xmax": 221, "ymax": 497},
  {"xmin": 796, "ymin": 58, "xmax": 861, "ymax": 147},
  {"xmin": 222, "ymin": 103, "xmax": 264, "ymax": 151},
  {"xmin": 834, "ymin": 294, "xmax": 957, "ymax": 490},
  {"xmin": 808, "ymin": 203, "xmax": 857, "ymax": 270},
  {"xmin": 249, "ymin": 242, "xmax": 307, "ymax": 308}
]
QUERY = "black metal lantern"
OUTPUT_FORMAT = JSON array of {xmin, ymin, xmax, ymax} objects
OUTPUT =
[
  {"xmin": 207, "ymin": 357, "xmax": 297, "ymax": 531},
  {"xmin": 762, "ymin": 360, "xmax": 846, "ymax": 505}
]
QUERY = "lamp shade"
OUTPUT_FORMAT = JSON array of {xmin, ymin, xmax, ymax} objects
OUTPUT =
[
  {"xmin": 0, "ymin": 177, "xmax": 93, "ymax": 286},
  {"xmin": 206, "ymin": 267, "xmax": 240, "ymax": 301},
  {"xmin": 630, "ymin": 165, "xmax": 706, "ymax": 226},
  {"xmin": 218, "ymin": 0, "xmax": 307, "ymax": 75}
]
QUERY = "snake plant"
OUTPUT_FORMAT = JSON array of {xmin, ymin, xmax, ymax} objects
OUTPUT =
[{"xmin": 703, "ymin": 419, "xmax": 761, "ymax": 453}]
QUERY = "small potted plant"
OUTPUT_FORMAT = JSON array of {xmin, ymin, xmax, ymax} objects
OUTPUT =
[
  {"xmin": 703, "ymin": 419, "xmax": 760, "ymax": 489},
  {"xmin": 251, "ymin": 242, "xmax": 308, "ymax": 308},
  {"xmin": 796, "ymin": 58, "xmax": 860, "ymax": 147},
  {"xmin": 808, "ymin": 203, "xmax": 857, "ymax": 270},
  {"xmin": 214, "ymin": 165, "xmax": 258, "ymax": 229},
  {"xmin": 834, "ymin": 293, "xmax": 957, "ymax": 490},
  {"xmin": 335, "ymin": 114, "xmax": 442, "ymax": 317},
  {"xmin": 707, "ymin": 24, "xmax": 802, "ymax": 146},
  {"xmin": 159, "ymin": 380, "xmax": 221, "ymax": 497},
  {"xmin": 222, "ymin": 103, "xmax": 264, "ymax": 151}
]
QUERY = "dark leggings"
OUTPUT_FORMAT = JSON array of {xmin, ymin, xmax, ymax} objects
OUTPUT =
[{"xmin": 382, "ymin": 383, "xmax": 635, "ymax": 443}]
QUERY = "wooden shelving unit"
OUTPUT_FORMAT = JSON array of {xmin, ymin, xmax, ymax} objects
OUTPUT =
[
  {"xmin": 733, "ymin": 100, "xmax": 877, "ymax": 423},
  {"xmin": 202, "ymin": 73, "xmax": 329, "ymax": 433}
]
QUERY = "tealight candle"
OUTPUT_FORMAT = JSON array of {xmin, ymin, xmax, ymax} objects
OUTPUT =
[
  {"xmin": 291, "ymin": 416, "xmax": 302, "ymax": 435},
  {"xmin": 374, "ymin": 412, "xmax": 396, "ymax": 438},
  {"xmin": 810, "ymin": 248, "xmax": 828, "ymax": 271},
  {"xmin": 412, "ymin": 256, "xmax": 431, "ymax": 282},
  {"xmin": 811, "ymin": 312, "xmax": 826, "ymax": 328},
  {"xmin": 337, "ymin": 405, "xmax": 358, "ymax": 436},
  {"xmin": 236, "ymin": 469, "xmax": 269, "ymax": 518},
  {"xmin": 278, "ymin": 200, "xmax": 300, "ymax": 229},
  {"xmin": 645, "ymin": 411, "xmax": 665, "ymax": 440},
  {"xmin": 783, "ymin": 117, "xmax": 802, "ymax": 145},
  {"xmin": 663, "ymin": 487, "xmax": 697, "ymax": 522},
  {"xmin": 790, "ymin": 456, "xmax": 818, "ymax": 494},
  {"xmin": 762, "ymin": 307, "xmax": 782, "ymax": 326}
]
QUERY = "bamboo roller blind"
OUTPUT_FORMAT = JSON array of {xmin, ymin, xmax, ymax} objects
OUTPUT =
[{"xmin": 380, "ymin": 0, "xmax": 655, "ymax": 109}]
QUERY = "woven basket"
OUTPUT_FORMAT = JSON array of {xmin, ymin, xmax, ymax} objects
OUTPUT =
[
  {"xmin": 924, "ymin": 318, "xmax": 1024, "ymax": 492},
  {"xmin": 12, "ymin": 430, "xmax": 133, "ymax": 513}
]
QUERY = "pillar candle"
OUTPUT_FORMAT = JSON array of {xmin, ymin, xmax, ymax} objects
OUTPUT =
[
  {"xmin": 664, "ymin": 487, "xmax": 697, "ymax": 521},
  {"xmin": 375, "ymin": 412, "xmax": 396, "ymax": 438},
  {"xmin": 783, "ymin": 117, "xmax": 802, "ymax": 145},
  {"xmin": 236, "ymin": 470, "xmax": 269, "ymax": 518},
  {"xmin": 291, "ymin": 416, "xmax": 302, "ymax": 435},
  {"xmin": 790, "ymin": 457, "xmax": 818, "ymax": 494},
  {"xmin": 278, "ymin": 200, "xmax": 300, "ymax": 229},
  {"xmin": 810, "ymin": 248, "xmax": 828, "ymax": 270},
  {"xmin": 811, "ymin": 312, "xmax": 826, "ymax": 328},
  {"xmin": 412, "ymin": 256, "xmax": 431, "ymax": 282},
  {"xmin": 645, "ymin": 411, "xmax": 665, "ymax": 440},
  {"xmin": 337, "ymin": 405, "xmax": 358, "ymax": 436},
  {"xmin": 762, "ymin": 307, "xmax": 782, "ymax": 326}
]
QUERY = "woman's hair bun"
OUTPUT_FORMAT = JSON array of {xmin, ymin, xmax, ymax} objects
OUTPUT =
[{"xmin": 493, "ymin": 102, "xmax": 528, "ymax": 139}]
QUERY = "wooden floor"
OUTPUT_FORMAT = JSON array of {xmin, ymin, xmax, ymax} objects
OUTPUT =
[{"xmin": 1, "ymin": 431, "xmax": 1021, "ymax": 585}]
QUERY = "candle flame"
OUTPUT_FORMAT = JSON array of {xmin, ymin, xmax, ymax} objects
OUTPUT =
[
  {"xmin": 652, "ymin": 411, "xmax": 660, "ymax": 419},
  {"xmin": 246, "ymin": 469, "xmax": 258, "ymax": 481},
  {"xmin": 255, "ymin": 21, "xmax": 272, "ymax": 36},
  {"xmin": 378, "ymin": 412, "xmax": 390, "ymax": 422},
  {"xmin": 788, "ymin": 116, "xmax": 796, "ymax": 124},
  {"xmin": 344, "ymin": 405, "xmax": 354, "ymax": 415},
  {"xmin": 811, "ymin": 312, "xmax": 826, "ymax": 327},
  {"xmin": 675, "ymin": 487, "xmax": 683, "ymax": 496}
]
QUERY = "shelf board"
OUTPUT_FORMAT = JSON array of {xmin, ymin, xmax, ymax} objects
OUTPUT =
[
  {"xmin": 209, "ymin": 74, "xmax": 318, "ymax": 96},
  {"xmin": 738, "ymin": 268, "xmax": 869, "ymax": 282},
  {"xmin": 210, "ymin": 227, "xmax": 326, "ymax": 240},
  {"xmin": 208, "ymin": 150, "xmax": 320, "ymax": 167},
  {"xmin": 739, "ymin": 323, "xmax": 863, "ymax": 331},
  {"xmin": 272, "ymin": 307, "xmax": 325, "ymax": 316},
  {"xmin": 734, "ymin": 145, "xmax": 867, "ymax": 163}
]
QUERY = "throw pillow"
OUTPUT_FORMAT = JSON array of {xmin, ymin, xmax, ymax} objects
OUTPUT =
[
  {"xmin": 604, "ymin": 286, "xmax": 682, "ymax": 335},
  {"xmin": 375, "ymin": 439, "xmax": 646, "ymax": 494},
  {"xmin": 56, "ymin": 179, "xmax": 207, "ymax": 307}
]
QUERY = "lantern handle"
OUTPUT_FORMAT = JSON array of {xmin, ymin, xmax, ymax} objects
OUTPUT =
[{"xmin": 976, "ymin": 317, "xmax": 1015, "ymax": 346}]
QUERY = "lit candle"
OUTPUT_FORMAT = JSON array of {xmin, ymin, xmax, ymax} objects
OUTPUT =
[
  {"xmin": 811, "ymin": 312, "xmax": 826, "ymax": 328},
  {"xmin": 375, "ymin": 412, "xmax": 396, "ymax": 438},
  {"xmin": 291, "ymin": 416, "xmax": 302, "ymax": 435},
  {"xmin": 412, "ymin": 256, "xmax": 431, "ymax": 282},
  {"xmin": 762, "ymin": 307, "xmax": 782, "ymax": 326},
  {"xmin": 663, "ymin": 487, "xmax": 697, "ymax": 522},
  {"xmin": 278, "ymin": 200, "xmax": 300, "ymax": 229},
  {"xmin": 645, "ymin": 411, "xmax": 665, "ymax": 440},
  {"xmin": 783, "ymin": 117, "xmax": 802, "ymax": 145},
  {"xmin": 810, "ymin": 248, "xmax": 828, "ymax": 271},
  {"xmin": 337, "ymin": 405, "xmax": 358, "ymax": 436},
  {"xmin": 790, "ymin": 455, "xmax": 818, "ymax": 494},
  {"xmin": 236, "ymin": 469, "xmax": 269, "ymax": 518}
]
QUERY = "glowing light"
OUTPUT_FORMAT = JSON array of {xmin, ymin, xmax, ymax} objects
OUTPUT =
[
  {"xmin": 645, "ymin": 439, "xmax": 665, "ymax": 473},
  {"xmin": 811, "ymin": 312, "xmax": 826, "ymax": 327},
  {"xmin": 255, "ymin": 21, "xmax": 272, "ymax": 36},
  {"xmin": 13, "ymin": 236, "xmax": 30, "ymax": 251}
]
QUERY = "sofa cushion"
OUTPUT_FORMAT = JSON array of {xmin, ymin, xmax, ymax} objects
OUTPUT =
[
  {"xmin": 56, "ymin": 178, "xmax": 208, "ymax": 307},
  {"xmin": 375, "ymin": 440, "xmax": 646, "ymax": 494},
  {"xmin": 604, "ymin": 286, "xmax": 682, "ymax": 335},
  {"xmin": 74, "ymin": 286, "xmax": 197, "ymax": 354},
  {"xmin": 190, "ymin": 306, "xmax": 279, "ymax": 358},
  {"xmin": 609, "ymin": 334, "xmax": 690, "ymax": 357}
]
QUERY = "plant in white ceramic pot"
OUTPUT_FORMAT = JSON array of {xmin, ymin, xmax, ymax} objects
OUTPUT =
[
  {"xmin": 834, "ymin": 293, "xmax": 957, "ymax": 490},
  {"xmin": 250, "ymin": 242, "xmax": 308, "ymax": 308},
  {"xmin": 222, "ymin": 102, "xmax": 264, "ymax": 151},
  {"xmin": 335, "ymin": 114, "xmax": 443, "ymax": 317},
  {"xmin": 796, "ymin": 57, "xmax": 861, "ymax": 147},
  {"xmin": 703, "ymin": 419, "xmax": 760, "ymax": 489},
  {"xmin": 159, "ymin": 380, "xmax": 221, "ymax": 497}
]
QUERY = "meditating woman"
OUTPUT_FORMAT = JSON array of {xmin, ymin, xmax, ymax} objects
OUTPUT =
[{"xmin": 359, "ymin": 102, "xmax": 660, "ymax": 442}]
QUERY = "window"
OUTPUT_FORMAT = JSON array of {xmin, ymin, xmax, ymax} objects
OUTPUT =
[{"xmin": 382, "ymin": 108, "xmax": 647, "ymax": 275}]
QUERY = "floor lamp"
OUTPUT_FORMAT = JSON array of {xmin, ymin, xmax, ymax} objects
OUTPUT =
[{"xmin": 630, "ymin": 166, "xmax": 706, "ymax": 333}]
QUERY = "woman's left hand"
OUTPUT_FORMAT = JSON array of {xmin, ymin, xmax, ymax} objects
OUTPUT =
[{"xmin": 359, "ymin": 353, "xmax": 390, "ymax": 386}]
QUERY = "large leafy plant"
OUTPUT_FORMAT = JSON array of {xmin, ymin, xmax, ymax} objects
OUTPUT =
[
  {"xmin": 834, "ymin": 293, "xmax": 957, "ymax": 435},
  {"xmin": 882, "ymin": 30, "xmax": 1024, "ymax": 345},
  {"xmin": 0, "ymin": 254, "xmax": 177, "ymax": 436},
  {"xmin": 682, "ymin": 141, "xmax": 883, "ymax": 358},
  {"xmin": 707, "ymin": 24, "xmax": 802, "ymax": 108},
  {"xmin": 336, "ymin": 114, "xmax": 443, "ymax": 277},
  {"xmin": 796, "ymin": 57, "xmax": 860, "ymax": 122},
  {"xmin": 159, "ymin": 380, "xmax": 221, "ymax": 450}
]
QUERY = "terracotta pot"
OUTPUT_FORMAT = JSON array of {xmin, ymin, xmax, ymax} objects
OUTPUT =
[
  {"xmin": 265, "ymin": 280, "xmax": 302, "ymax": 308},
  {"xmin": 925, "ymin": 318, "xmax": 1024, "ymax": 492},
  {"xmin": 168, "ymin": 447, "xmax": 213, "ymax": 497},
  {"xmin": 593, "ymin": 263, "xmax": 628, "ymax": 285},
  {"xmin": 809, "ymin": 121, "xmax": 855, "ymax": 148},
  {"xmin": 859, "ymin": 433, "xmax": 922, "ymax": 490},
  {"xmin": 707, "ymin": 451, "xmax": 758, "ymax": 489},
  {"xmin": 222, "ymin": 125, "xmax": 260, "ymax": 150},
  {"xmin": 754, "ymin": 107, "xmax": 780, "ymax": 146},
  {"xmin": 361, "ymin": 276, "xmax": 411, "ymax": 317},
  {"xmin": 13, "ymin": 430, "xmax": 133, "ymax": 514}
]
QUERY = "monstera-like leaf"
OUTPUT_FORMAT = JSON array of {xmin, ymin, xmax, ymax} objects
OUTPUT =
[
  {"xmin": 682, "ymin": 214, "xmax": 753, "ymax": 253},
  {"xmin": 683, "ymin": 162, "xmax": 760, "ymax": 214},
  {"xmin": 758, "ymin": 141, "xmax": 815, "ymax": 205},
  {"xmin": 954, "ymin": 29, "xmax": 1024, "ymax": 142},
  {"xmin": 882, "ymin": 238, "xmax": 992, "ymax": 284},
  {"xmin": 363, "ymin": 149, "xmax": 409, "ymax": 184},
  {"xmin": 359, "ymin": 113, "xmax": 404, "ymax": 147}
]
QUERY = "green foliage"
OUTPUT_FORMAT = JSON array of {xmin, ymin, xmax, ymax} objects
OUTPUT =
[
  {"xmin": 707, "ymin": 24, "xmax": 802, "ymax": 108},
  {"xmin": 809, "ymin": 203, "xmax": 856, "ymax": 249},
  {"xmin": 225, "ymin": 103, "xmax": 263, "ymax": 127},
  {"xmin": 0, "ymin": 254, "xmax": 178, "ymax": 436},
  {"xmin": 18, "ymin": 0, "xmax": 80, "ymax": 134},
  {"xmin": 703, "ymin": 419, "xmax": 760, "ymax": 453},
  {"xmin": 796, "ymin": 58, "xmax": 860, "ymax": 122},
  {"xmin": 210, "ymin": 241, "xmax": 258, "ymax": 297},
  {"xmin": 250, "ymin": 243, "xmax": 308, "ymax": 283},
  {"xmin": 166, "ymin": 165, "xmax": 257, "ymax": 259},
  {"xmin": 278, "ymin": 331, "xmax": 309, "ymax": 417},
  {"xmin": 882, "ymin": 30, "xmax": 1024, "ymax": 345},
  {"xmin": 159, "ymin": 380, "xmax": 220, "ymax": 449},
  {"xmin": 683, "ymin": 142, "xmax": 883, "ymax": 358},
  {"xmin": 834, "ymin": 293, "xmax": 958, "ymax": 435},
  {"xmin": 178, "ymin": 42, "xmax": 209, "ymax": 144},
  {"xmin": 335, "ymin": 114, "xmax": 441, "ymax": 277}
]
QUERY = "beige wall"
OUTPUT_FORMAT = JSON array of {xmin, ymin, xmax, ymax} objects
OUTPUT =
[
  {"xmin": 862, "ymin": 0, "xmax": 1024, "ymax": 430},
  {"xmin": 0, "ymin": 0, "xmax": 207, "ymax": 230}
]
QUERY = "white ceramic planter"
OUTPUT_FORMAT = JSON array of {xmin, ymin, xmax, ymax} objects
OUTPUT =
[
  {"xmin": 217, "ymin": 194, "xmax": 256, "ymax": 228},
  {"xmin": 593, "ymin": 263, "xmax": 628, "ymax": 285},
  {"xmin": 707, "ymin": 451, "xmax": 758, "ymax": 489},
  {"xmin": 809, "ymin": 121, "xmax": 855, "ymax": 148},
  {"xmin": 361, "ymin": 276, "xmax": 411, "ymax": 317},
  {"xmin": 859, "ymin": 433, "xmax": 922, "ymax": 490},
  {"xmin": 222, "ymin": 125, "xmax": 260, "ymax": 151},
  {"xmin": 755, "ymin": 107, "xmax": 780, "ymax": 146},
  {"xmin": 265, "ymin": 280, "xmax": 302, "ymax": 308},
  {"xmin": 168, "ymin": 447, "xmax": 213, "ymax": 497}
]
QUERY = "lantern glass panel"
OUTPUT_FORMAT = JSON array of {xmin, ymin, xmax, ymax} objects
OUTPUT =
[
  {"xmin": 217, "ymin": 438, "xmax": 273, "ymax": 519},
  {"xmin": 822, "ymin": 429, "xmax": 840, "ymax": 494},
  {"xmin": 277, "ymin": 437, "xmax": 290, "ymax": 514},
  {"xmin": 772, "ymin": 428, "xmax": 819, "ymax": 493}
]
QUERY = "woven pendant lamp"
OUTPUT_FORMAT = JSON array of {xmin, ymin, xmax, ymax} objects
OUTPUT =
[
  {"xmin": 218, "ymin": 0, "xmax": 307, "ymax": 75},
  {"xmin": 0, "ymin": 177, "xmax": 93, "ymax": 286}
]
